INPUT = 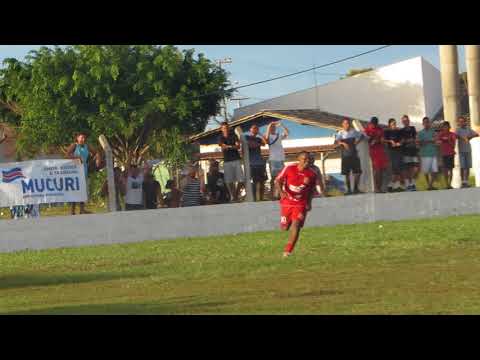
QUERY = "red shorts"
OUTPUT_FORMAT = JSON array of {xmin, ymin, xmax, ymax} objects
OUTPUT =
[
  {"xmin": 369, "ymin": 147, "xmax": 388, "ymax": 170},
  {"xmin": 280, "ymin": 204, "xmax": 307, "ymax": 231}
]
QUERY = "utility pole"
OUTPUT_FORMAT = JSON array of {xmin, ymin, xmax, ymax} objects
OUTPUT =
[
  {"xmin": 231, "ymin": 97, "xmax": 249, "ymax": 109},
  {"xmin": 465, "ymin": 45, "xmax": 480, "ymax": 186},
  {"xmin": 439, "ymin": 45, "xmax": 461, "ymax": 188},
  {"xmin": 216, "ymin": 57, "xmax": 232, "ymax": 122}
]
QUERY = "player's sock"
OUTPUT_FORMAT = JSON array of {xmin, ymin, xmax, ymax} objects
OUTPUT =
[
  {"xmin": 405, "ymin": 179, "xmax": 410, "ymax": 187},
  {"xmin": 284, "ymin": 242, "xmax": 294, "ymax": 254}
]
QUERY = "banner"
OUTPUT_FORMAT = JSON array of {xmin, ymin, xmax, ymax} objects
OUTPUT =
[{"xmin": 0, "ymin": 159, "xmax": 87, "ymax": 207}]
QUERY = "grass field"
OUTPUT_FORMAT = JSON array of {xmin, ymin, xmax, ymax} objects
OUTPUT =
[{"xmin": 1, "ymin": 214, "xmax": 480, "ymax": 314}]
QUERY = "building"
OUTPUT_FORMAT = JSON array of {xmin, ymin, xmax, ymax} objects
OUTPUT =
[{"xmin": 233, "ymin": 56, "xmax": 443, "ymax": 128}]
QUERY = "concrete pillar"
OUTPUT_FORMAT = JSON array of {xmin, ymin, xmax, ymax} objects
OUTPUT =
[
  {"xmin": 352, "ymin": 119, "xmax": 374, "ymax": 193},
  {"xmin": 439, "ymin": 45, "xmax": 462, "ymax": 188},
  {"xmin": 234, "ymin": 126, "xmax": 254, "ymax": 202},
  {"xmin": 465, "ymin": 45, "xmax": 480, "ymax": 186},
  {"xmin": 98, "ymin": 135, "xmax": 117, "ymax": 212}
]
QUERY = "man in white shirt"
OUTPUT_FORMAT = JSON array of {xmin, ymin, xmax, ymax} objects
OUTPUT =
[
  {"xmin": 264, "ymin": 121, "xmax": 289, "ymax": 200},
  {"xmin": 334, "ymin": 118, "xmax": 365, "ymax": 195},
  {"xmin": 124, "ymin": 165, "xmax": 145, "ymax": 211}
]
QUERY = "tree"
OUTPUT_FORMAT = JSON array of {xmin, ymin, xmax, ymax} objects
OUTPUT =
[
  {"xmin": 0, "ymin": 45, "xmax": 232, "ymax": 166},
  {"xmin": 341, "ymin": 68, "xmax": 373, "ymax": 79}
]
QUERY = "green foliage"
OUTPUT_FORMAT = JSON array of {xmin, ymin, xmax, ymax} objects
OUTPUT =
[
  {"xmin": 150, "ymin": 127, "xmax": 192, "ymax": 175},
  {"xmin": 87, "ymin": 169, "xmax": 107, "ymax": 205},
  {"xmin": 0, "ymin": 45, "xmax": 232, "ymax": 164},
  {"xmin": 342, "ymin": 67, "xmax": 373, "ymax": 79}
]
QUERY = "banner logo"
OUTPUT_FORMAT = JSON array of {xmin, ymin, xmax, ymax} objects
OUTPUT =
[{"xmin": 2, "ymin": 167, "xmax": 26, "ymax": 183}]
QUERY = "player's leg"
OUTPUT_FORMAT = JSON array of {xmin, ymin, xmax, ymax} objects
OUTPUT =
[
  {"xmin": 283, "ymin": 207, "xmax": 306, "ymax": 257},
  {"xmin": 284, "ymin": 220, "xmax": 301, "ymax": 257}
]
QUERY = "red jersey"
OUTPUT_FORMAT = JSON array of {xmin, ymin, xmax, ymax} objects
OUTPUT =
[
  {"xmin": 275, "ymin": 164, "xmax": 317, "ymax": 207},
  {"xmin": 365, "ymin": 125, "xmax": 388, "ymax": 170},
  {"xmin": 437, "ymin": 129, "xmax": 456, "ymax": 156},
  {"xmin": 365, "ymin": 125, "xmax": 385, "ymax": 151}
]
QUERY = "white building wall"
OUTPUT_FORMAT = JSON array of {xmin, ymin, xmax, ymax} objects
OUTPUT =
[
  {"xmin": 421, "ymin": 57, "xmax": 443, "ymax": 121},
  {"xmin": 234, "ymin": 57, "xmax": 442, "ymax": 128}
]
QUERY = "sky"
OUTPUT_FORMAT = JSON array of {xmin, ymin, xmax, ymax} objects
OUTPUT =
[{"xmin": 0, "ymin": 44, "xmax": 468, "ymax": 118}]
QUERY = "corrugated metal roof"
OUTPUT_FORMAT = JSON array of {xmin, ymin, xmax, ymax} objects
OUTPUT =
[{"xmin": 189, "ymin": 109, "xmax": 369, "ymax": 145}]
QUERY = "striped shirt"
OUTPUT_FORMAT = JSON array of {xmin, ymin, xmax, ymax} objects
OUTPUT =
[{"xmin": 182, "ymin": 179, "xmax": 202, "ymax": 207}]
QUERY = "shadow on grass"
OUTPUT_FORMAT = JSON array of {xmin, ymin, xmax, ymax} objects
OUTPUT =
[
  {"xmin": 3, "ymin": 300, "xmax": 234, "ymax": 315},
  {"xmin": 0, "ymin": 271, "xmax": 146, "ymax": 290}
]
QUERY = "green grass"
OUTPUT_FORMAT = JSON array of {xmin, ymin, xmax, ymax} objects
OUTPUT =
[
  {"xmin": 0, "ymin": 202, "xmax": 106, "ymax": 220},
  {"xmin": 2, "ymin": 214, "xmax": 480, "ymax": 314}
]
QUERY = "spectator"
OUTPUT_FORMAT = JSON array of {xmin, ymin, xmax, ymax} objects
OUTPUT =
[
  {"xmin": 400, "ymin": 115, "xmax": 420, "ymax": 191},
  {"xmin": 181, "ymin": 166, "xmax": 205, "ymax": 207},
  {"xmin": 455, "ymin": 116, "xmax": 479, "ymax": 188},
  {"xmin": 100, "ymin": 167, "xmax": 125, "ymax": 211},
  {"xmin": 246, "ymin": 124, "xmax": 268, "ymax": 201},
  {"xmin": 124, "ymin": 165, "xmax": 145, "ymax": 211},
  {"xmin": 66, "ymin": 132, "xmax": 98, "ymax": 215},
  {"xmin": 264, "ymin": 121, "xmax": 289, "ymax": 200},
  {"xmin": 143, "ymin": 171, "xmax": 162, "ymax": 210},
  {"xmin": 218, "ymin": 122, "xmax": 244, "ymax": 202},
  {"xmin": 335, "ymin": 118, "xmax": 364, "ymax": 195},
  {"xmin": 308, "ymin": 154, "xmax": 325, "ymax": 197},
  {"xmin": 417, "ymin": 117, "xmax": 439, "ymax": 190},
  {"xmin": 206, "ymin": 160, "xmax": 229, "ymax": 204},
  {"xmin": 163, "ymin": 180, "xmax": 181, "ymax": 208},
  {"xmin": 384, "ymin": 118, "xmax": 404, "ymax": 192},
  {"xmin": 365, "ymin": 117, "xmax": 388, "ymax": 193},
  {"xmin": 436, "ymin": 121, "xmax": 456, "ymax": 189}
]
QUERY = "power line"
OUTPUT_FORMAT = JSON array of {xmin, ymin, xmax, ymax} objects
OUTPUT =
[{"xmin": 231, "ymin": 45, "xmax": 392, "ymax": 92}]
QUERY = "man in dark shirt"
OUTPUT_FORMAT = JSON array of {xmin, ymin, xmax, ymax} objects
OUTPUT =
[
  {"xmin": 246, "ymin": 124, "xmax": 267, "ymax": 201},
  {"xmin": 143, "ymin": 171, "xmax": 161, "ymax": 209},
  {"xmin": 218, "ymin": 121, "xmax": 244, "ymax": 202},
  {"xmin": 384, "ymin": 118, "xmax": 404, "ymax": 192},
  {"xmin": 400, "ymin": 114, "xmax": 419, "ymax": 191},
  {"xmin": 206, "ymin": 160, "xmax": 229, "ymax": 204}
]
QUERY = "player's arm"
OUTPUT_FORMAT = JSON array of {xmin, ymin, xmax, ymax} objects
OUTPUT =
[
  {"xmin": 354, "ymin": 131, "xmax": 365, "ymax": 145},
  {"xmin": 0, "ymin": 132, "xmax": 7, "ymax": 145},
  {"xmin": 274, "ymin": 166, "xmax": 288, "ymax": 200},
  {"xmin": 281, "ymin": 123, "xmax": 289, "ymax": 139},
  {"xmin": 469, "ymin": 130, "xmax": 479, "ymax": 140},
  {"xmin": 218, "ymin": 136, "xmax": 229, "ymax": 151},
  {"xmin": 264, "ymin": 122, "xmax": 273, "ymax": 143},
  {"xmin": 315, "ymin": 172, "xmax": 325, "ymax": 197},
  {"xmin": 306, "ymin": 181, "xmax": 316, "ymax": 211}
]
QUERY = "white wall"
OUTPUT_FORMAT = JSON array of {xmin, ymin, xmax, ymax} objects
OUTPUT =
[
  {"xmin": 422, "ymin": 57, "xmax": 443, "ymax": 121},
  {"xmin": 234, "ymin": 57, "xmax": 441, "ymax": 127},
  {"xmin": 2, "ymin": 188, "xmax": 480, "ymax": 253}
]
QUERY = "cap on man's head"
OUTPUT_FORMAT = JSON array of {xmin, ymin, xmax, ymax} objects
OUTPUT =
[{"xmin": 370, "ymin": 116, "xmax": 379, "ymax": 124}]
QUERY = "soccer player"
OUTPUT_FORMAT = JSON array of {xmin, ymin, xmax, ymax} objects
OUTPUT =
[{"xmin": 275, "ymin": 151, "xmax": 317, "ymax": 258}]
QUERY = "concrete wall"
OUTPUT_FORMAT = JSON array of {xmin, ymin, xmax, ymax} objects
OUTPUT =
[
  {"xmin": 1, "ymin": 188, "xmax": 480, "ymax": 253},
  {"xmin": 233, "ymin": 57, "xmax": 439, "ymax": 126}
]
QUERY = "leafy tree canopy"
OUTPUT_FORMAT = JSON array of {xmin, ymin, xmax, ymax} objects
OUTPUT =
[{"xmin": 0, "ymin": 45, "xmax": 232, "ymax": 166}]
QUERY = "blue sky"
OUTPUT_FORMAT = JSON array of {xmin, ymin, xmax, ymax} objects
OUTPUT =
[{"xmin": 0, "ymin": 45, "xmax": 467, "ymax": 117}]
